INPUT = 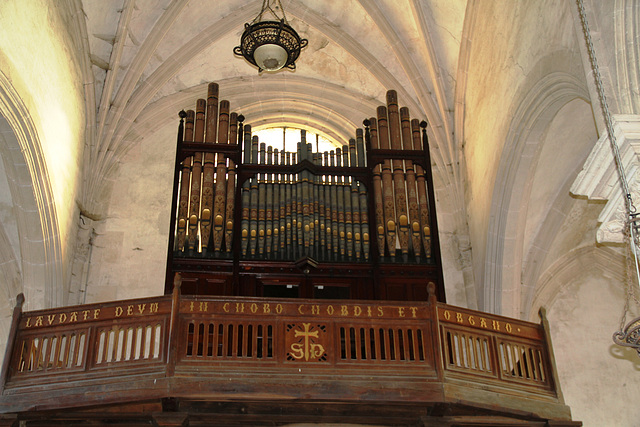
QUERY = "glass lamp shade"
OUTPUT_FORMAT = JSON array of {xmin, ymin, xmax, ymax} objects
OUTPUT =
[
  {"xmin": 254, "ymin": 44, "xmax": 289, "ymax": 72},
  {"xmin": 234, "ymin": 20, "xmax": 308, "ymax": 72}
]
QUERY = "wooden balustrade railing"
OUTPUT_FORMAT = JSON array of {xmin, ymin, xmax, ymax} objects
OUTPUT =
[
  {"xmin": 0, "ymin": 282, "xmax": 567, "ymax": 420},
  {"xmin": 436, "ymin": 304, "xmax": 555, "ymax": 393},
  {"xmin": 5, "ymin": 295, "xmax": 172, "ymax": 388}
]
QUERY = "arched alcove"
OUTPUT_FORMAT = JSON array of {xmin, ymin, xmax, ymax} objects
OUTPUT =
[
  {"xmin": 0, "ymin": 74, "xmax": 62, "ymax": 310},
  {"xmin": 483, "ymin": 72, "xmax": 591, "ymax": 316}
]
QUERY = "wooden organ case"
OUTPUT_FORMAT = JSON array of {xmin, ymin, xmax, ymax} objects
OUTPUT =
[{"xmin": 165, "ymin": 82, "xmax": 446, "ymax": 303}]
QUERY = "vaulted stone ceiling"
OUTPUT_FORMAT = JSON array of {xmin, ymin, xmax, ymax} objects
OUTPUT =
[
  {"xmin": 75, "ymin": 0, "xmax": 600, "ymax": 315},
  {"xmin": 80, "ymin": 0, "xmax": 466, "ymax": 221}
]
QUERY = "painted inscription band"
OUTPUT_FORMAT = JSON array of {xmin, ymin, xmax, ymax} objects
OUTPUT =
[
  {"xmin": 22, "ymin": 301, "xmax": 168, "ymax": 329},
  {"xmin": 185, "ymin": 300, "xmax": 427, "ymax": 319},
  {"xmin": 437, "ymin": 307, "xmax": 540, "ymax": 338}
]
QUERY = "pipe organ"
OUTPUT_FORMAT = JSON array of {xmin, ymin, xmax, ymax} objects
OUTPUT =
[{"xmin": 166, "ymin": 83, "xmax": 444, "ymax": 301}]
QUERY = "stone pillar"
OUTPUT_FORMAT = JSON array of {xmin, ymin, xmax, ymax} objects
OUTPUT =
[{"xmin": 571, "ymin": 115, "xmax": 640, "ymax": 244}]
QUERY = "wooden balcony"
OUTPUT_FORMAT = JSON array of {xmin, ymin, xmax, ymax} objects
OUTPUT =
[{"xmin": 0, "ymin": 279, "xmax": 580, "ymax": 426}]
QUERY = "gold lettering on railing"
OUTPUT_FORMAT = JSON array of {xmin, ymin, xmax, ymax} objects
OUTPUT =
[
  {"xmin": 23, "ymin": 301, "xmax": 163, "ymax": 328},
  {"xmin": 440, "ymin": 308, "xmax": 524, "ymax": 336},
  {"xmin": 23, "ymin": 300, "xmax": 427, "ymax": 329},
  {"xmin": 184, "ymin": 302, "xmax": 419, "ymax": 319}
]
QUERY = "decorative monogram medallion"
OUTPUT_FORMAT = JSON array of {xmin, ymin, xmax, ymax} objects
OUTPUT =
[{"xmin": 285, "ymin": 323, "xmax": 328, "ymax": 362}]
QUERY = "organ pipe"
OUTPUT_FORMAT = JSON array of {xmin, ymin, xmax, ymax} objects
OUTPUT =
[{"xmin": 173, "ymin": 86, "xmax": 433, "ymax": 265}]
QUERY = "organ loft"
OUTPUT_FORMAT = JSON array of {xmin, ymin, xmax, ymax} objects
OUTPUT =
[
  {"xmin": 166, "ymin": 83, "xmax": 445, "ymax": 301},
  {"xmin": 0, "ymin": 81, "xmax": 581, "ymax": 426}
]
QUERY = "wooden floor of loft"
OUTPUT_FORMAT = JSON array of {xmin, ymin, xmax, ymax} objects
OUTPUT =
[
  {"xmin": 0, "ymin": 401, "xmax": 583, "ymax": 426},
  {"xmin": 0, "ymin": 282, "xmax": 581, "ymax": 426}
]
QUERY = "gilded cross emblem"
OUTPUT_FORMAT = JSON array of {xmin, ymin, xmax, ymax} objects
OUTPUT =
[{"xmin": 286, "ymin": 323, "xmax": 327, "ymax": 362}]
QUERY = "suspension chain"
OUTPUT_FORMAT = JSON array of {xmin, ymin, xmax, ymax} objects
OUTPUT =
[
  {"xmin": 576, "ymin": 0, "xmax": 634, "ymax": 212},
  {"xmin": 576, "ymin": 0, "xmax": 640, "ymax": 328}
]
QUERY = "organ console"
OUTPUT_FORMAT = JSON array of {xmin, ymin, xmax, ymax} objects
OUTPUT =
[{"xmin": 166, "ymin": 82, "xmax": 445, "ymax": 301}]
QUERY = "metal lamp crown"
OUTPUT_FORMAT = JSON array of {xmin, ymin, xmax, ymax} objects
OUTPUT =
[{"xmin": 233, "ymin": 0, "xmax": 308, "ymax": 72}]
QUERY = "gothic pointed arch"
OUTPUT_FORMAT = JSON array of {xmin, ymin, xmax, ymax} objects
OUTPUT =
[
  {"xmin": 483, "ymin": 69, "xmax": 590, "ymax": 316},
  {"xmin": 0, "ymin": 71, "xmax": 63, "ymax": 310}
]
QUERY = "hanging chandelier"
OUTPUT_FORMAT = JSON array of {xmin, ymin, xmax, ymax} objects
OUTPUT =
[{"xmin": 233, "ymin": 0, "xmax": 308, "ymax": 73}]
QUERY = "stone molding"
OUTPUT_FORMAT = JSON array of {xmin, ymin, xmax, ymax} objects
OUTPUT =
[
  {"xmin": 483, "ymin": 71, "xmax": 589, "ymax": 316},
  {"xmin": 571, "ymin": 114, "xmax": 640, "ymax": 244},
  {"xmin": 0, "ymin": 70, "xmax": 63, "ymax": 309}
]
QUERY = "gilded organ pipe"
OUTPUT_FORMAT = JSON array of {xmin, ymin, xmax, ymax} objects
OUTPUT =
[
  {"xmin": 224, "ymin": 113, "xmax": 239, "ymax": 254},
  {"xmin": 212, "ymin": 100, "xmax": 229, "ymax": 253},
  {"xmin": 187, "ymin": 99, "xmax": 206, "ymax": 253},
  {"xmin": 200, "ymin": 85, "xmax": 217, "ymax": 254},
  {"xmin": 173, "ymin": 84, "xmax": 434, "ymax": 265},
  {"xmin": 176, "ymin": 110, "xmax": 194, "ymax": 252}
]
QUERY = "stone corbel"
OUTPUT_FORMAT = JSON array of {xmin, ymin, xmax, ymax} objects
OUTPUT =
[{"xmin": 571, "ymin": 115, "xmax": 640, "ymax": 244}]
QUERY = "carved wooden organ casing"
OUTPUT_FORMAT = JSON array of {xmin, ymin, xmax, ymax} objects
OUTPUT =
[{"xmin": 165, "ymin": 83, "xmax": 445, "ymax": 302}]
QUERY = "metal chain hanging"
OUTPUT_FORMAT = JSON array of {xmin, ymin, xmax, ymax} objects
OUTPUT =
[
  {"xmin": 576, "ymin": 0, "xmax": 640, "ymax": 355},
  {"xmin": 251, "ymin": 0, "xmax": 290, "ymax": 25}
]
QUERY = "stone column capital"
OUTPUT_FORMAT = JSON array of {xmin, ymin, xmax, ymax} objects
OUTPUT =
[{"xmin": 571, "ymin": 114, "xmax": 640, "ymax": 244}]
